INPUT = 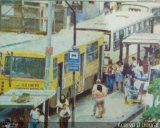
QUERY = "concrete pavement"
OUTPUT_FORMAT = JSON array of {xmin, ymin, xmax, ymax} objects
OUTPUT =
[{"xmin": 48, "ymin": 91, "xmax": 143, "ymax": 128}]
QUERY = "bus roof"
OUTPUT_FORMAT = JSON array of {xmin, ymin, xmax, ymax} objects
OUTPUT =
[
  {"xmin": 122, "ymin": 2, "xmax": 160, "ymax": 9},
  {"xmin": 123, "ymin": 33, "xmax": 160, "ymax": 45},
  {"xmin": 0, "ymin": 30, "xmax": 103, "ymax": 57},
  {"xmin": 76, "ymin": 11, "xmax": 153, "ymax": 32}
]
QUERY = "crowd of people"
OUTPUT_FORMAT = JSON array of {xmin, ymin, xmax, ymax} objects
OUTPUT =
[
  {"xmin": 1, "ymin": 56, "xmax": 151, "ymax": 128},
  {"xmin": 91, "ymin": 56, "xmax": 150, "ymax": 119},
  {"xmin": 105, "ymin": 56, "xmax": 149, "ymax": 92}
]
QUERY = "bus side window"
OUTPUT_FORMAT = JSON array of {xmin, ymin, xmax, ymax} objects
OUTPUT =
[
  {"xmin": 104, "ymin": 35, "xmax": 110, "ymax": 51},
  {"xmin": 53, "ymin": 58, "xmax": 58, "ymax": 79}
]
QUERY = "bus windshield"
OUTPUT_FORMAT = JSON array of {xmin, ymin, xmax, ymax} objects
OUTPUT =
[{"xmin": 4, "ymin": 56, "xmax": 45, "ymax": 79}]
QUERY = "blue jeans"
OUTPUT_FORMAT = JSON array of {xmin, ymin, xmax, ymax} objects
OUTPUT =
[
  {"xmin": 31, "ymin": 119, "xmax": 38, "ymax": 128},
  {"xmin": 106, "ymin": 76, "xmax": 114, "ymax": 93}
]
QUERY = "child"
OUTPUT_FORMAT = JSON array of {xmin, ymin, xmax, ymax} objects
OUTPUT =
[{"xmin": 123, "ymin": 74, "xmax": 131, "ymax": 103}]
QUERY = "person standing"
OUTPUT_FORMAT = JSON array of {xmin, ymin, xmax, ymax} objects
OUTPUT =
[
  {"xmin": 37, "ymin": 110, "xmax": 44, "ymax": 128},
  {"xmin": 29, "ymin": 107, "xmax": 39, "ymax": 128},
  {"xmin": 123, "ymin": 74, "xmax": 131, "ymax": 103},
  {"xmin": 23, "ymin": 109, "xmax": 30, "ymax": 128},
  {"xmin": 59, "ymin": 104, "xmax": 71, "ymax": 128},
  {"xmin": 115, "ymin": 61, "xmax": 123, "ymax": 91},
  {"xmin": 142, "ymin": 56, "xmax": 149, "ymax": 74},
  {"xmin": 131, "ymin": 57, "xmax": 137, "ymax": 67},
  {"xmin": 92, "ymin": 84, "xmax": 107, "ymax": 118},
  {"xmin": 56, "ymin": 94, "xmax": 69, "ymax": 113},
  {"xmin": 92, "ymin": 79, "xmax": 107, "ymax": 116},
  {"xmin": 105, "ymin": 61, "xmax": 115, "ymax": 93}
]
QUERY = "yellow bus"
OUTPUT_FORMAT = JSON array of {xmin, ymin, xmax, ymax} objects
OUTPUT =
[{"xmin": 0, "ymin": 30, "xmax": 104, "ymax": 106}]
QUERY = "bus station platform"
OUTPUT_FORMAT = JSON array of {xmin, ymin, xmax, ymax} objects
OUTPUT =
[{"xmin": 48, "ymin": 91, "xmax": 144, "ymax": 128}]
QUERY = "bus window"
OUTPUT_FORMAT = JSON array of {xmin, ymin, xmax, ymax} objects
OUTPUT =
[
  {"xmin": 87, "ymin": 42, "xmax": 98, "ymax": 63},
  {"xmin": 113, "ymin": 32, "xmax": 119, "ymax": 41},
  {"xmin": 4, "ymin": 56, "xmax": 45, "ymax": 79},
  {"xmin": 104, "ymin": 34, "xmax": 110, "ymax": 51},
  {"xmin": 139, "ymin": 22, "xmax": 144, "ymax": 32},
  {"xmin": 114, "ymin": 40, "xmax": 120, "ymax": 51},
  {"xmin": 133, "ymin": 24, "xmax": 136, "ymax": 33},
  {"xmin": 144, "ymin": 20, "xmax": 149, "ymax": 32},
  {"xmin": 130, "ymin": 26, "xmax": 134, "ymax": 34},
  {"xmin": 119, "ymin": 29, "xmax": 124, "ymax": 39},
  {"xmin": 53, "ymin": 58, "xmax": 58, "ymax": 79},
  {"xmin": 125, "ymin": 28, "xmax": 129, "ymax": 37},
  {"xmin": 136, "ymin": 24, "xmax": 139, "ymax": 32},
  {"xmin": 128, "ymin": 27, "xmax": 131, "ymax": 36},
  {"xmin": 64, "ymin": 54, "xmax": 69, "ymax": 73}
]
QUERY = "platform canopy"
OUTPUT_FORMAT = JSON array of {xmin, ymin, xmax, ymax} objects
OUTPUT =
[
  {"xmin": 123, "ymin": 33, "xmax": 160, "ymax": 45},
  {"xmin": 0, "ymin": 89, "xmax": 55, "ymax": 108}
]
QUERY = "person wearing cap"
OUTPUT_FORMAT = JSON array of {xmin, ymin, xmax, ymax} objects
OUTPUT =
[{"xmin": 92, "ymin": 79, "xmax": 107, "ymax": 117}]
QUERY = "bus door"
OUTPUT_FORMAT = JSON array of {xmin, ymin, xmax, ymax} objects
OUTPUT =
[
  {"xmin": 99, "ymin": 46, "xmax": 103, "ymax": 80},
  {"xmin": 57, "ymin": 62, "xmax": 63, "ymax": 98},
  {"xmin": 104, "ymin": 34, "xmax": 110, "ymax": 65},
  {"xmin": 78, "ymin": 53, "xmax": 85, "ymax": 94}
]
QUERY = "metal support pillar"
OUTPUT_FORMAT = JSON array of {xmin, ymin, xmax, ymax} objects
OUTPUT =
[
  {"xmin": 44, "ymin": 1, "xmax": 54, "ymax": 128},
  {"xmin": 137, "ymin": 44, "xmax": 140, "ymax": 63},
  {"xmin": 126, "ymin": 44, "xmax": 129, "ymax": 64},
  {"xmin": 44, "ymin": 100, "xmax": 49, "ymax": 128},
  {"xmin": 65, "ymin": 1, "xmax": 77, "ymax": 128},
  {"xmin": 119, "ymin": 38, "xmax": 123, "ymax": 62}
]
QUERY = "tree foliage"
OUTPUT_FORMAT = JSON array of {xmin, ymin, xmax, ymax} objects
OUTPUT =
[{"xmin": 142, "ymin": 78, "xmax": 160, "ymax": 122}]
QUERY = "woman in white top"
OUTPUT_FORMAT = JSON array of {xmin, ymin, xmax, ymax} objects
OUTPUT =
[
  {"xmin": 56, "ymin": 94, "xmax": 69, "ymax": 113},
  {"xmin": 115, "ymin": 61, "xmax": 123, "ymax": 91},
  {"xmin": 36, "ymin": 110, "xmax": 44, "ymax": 128},
  {"xmin": 59, "ymin": 104, "xmax": 71, "ymax": 128},
  {"xmin": 29, "ymin": 107, "xmax": 39, "ymax": 128},
  {"xmin": 123, "ymin": 74, "xmax": 131, "ymax": 103}
]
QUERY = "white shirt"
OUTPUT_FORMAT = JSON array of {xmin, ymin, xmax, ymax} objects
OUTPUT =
[
  {"xmin": 60, "ymin": 108, "xmax": 71, "ymax": 117},
  {"xmin": 30, "ymin": 109, "xmax": 39, "ymax": 120},
  {"xmin": 39, "ymin": 115, "xmax": 45, "ymax": 122},
  {"xmin": 56, "ymin": 99, "xmax": 69, "ymax": 108},
  {"xmin": 92, "ymin": 84, "xmax": 107, "ymax": 94}
]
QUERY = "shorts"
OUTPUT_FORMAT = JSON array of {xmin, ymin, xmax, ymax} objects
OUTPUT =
[{"xmin": 96, "ymin": 101, "xmax": 104, "ymax": 107}]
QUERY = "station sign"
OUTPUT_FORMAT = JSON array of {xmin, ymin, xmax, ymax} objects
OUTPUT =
[{"xmin": 68, "ymin": 50, "xmax": 80, "ymax": 72}]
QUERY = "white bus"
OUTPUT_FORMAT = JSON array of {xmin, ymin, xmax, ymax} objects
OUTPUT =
[
  {"xmin": 121, "ymin": 2, "xmax": 160, "ymax": 32},
  {"xmin": 76, "ymin": 11, "xmax": 154, "ymax": 66}
]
